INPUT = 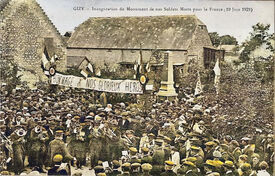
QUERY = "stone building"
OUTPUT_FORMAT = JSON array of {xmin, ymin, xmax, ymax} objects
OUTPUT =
[
  {"xmin": 0, "ymin": 0, "xmax": 66, "ymax": 88},
  {"xmin": 67, "ymin": 15, "xmax": 221, "ymax": 74}
]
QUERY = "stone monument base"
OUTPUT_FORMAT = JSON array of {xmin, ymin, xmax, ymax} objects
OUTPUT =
[{"xmin": 157, "ymin": 81, "xmax": 178, "ymax": 101}]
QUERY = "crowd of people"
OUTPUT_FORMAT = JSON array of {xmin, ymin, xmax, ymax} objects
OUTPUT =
[{"xmin": 0, "ymin": 86, "xmax": 273, "ymax": 176}]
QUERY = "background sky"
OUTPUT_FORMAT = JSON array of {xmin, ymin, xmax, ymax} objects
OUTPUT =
[{"xmin": 37, "ymin": 0, "xmax": 274, "ymax": 44}]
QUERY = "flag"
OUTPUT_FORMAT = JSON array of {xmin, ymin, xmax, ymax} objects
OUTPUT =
[
  {"xmin": 194, "ymin": 72, "xmax": 202, "ymax": 96},
  {"xmin": 87, "ymin": 63, "xmax": 94, "ymax": 73},
  {"xmin": 213, "ymin": 58, "xmax": 221, "ymax": 76},
  {"xmin": 138, "ymin": 43, "xmax": 143, "ymax": 74},
  {"xmin": 41, "ymin": 47, "xmax": 50, "ymax": 76},
  {"xmin": 213, "ymin": 58, "xmax": 221, "ymax": 94},
  {"xmin": 44, "ymin": 70, "xmax": 50, "ymax": 76},
  {"xmin": 78, "ymin": 58, "xmax": 94, "ymax": 78},
  {"xmin": 80, "ymin": 69, "xmax": 89, "ymax": 78},
  {"xmin": 96, "ymin": 70, "xmax": 101, "ymax": 77},
  {"xmin": 41, "ymin": 53, "xmax": 50, "ymax": 70},
  {"xmin": 146, "ymin": 62, "xmax": 151, "ymax": 72},
  {"xmin": 50, "ymin": 54, "xmax": 58, "ymax": 64}
]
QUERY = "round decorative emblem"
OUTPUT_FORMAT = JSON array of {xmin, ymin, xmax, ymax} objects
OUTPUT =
[
  {"xmin": 139, "ymin": 75, "xmax": 147, "ymax": 85},
  {"xmin": 49, "ymin": 67, "xmax": 56, "ymax": 76}
]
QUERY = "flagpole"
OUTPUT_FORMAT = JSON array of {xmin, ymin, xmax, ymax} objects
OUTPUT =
[{"xmin": 139, "ymin": 43, "xmax": 143, "ymax": 74}]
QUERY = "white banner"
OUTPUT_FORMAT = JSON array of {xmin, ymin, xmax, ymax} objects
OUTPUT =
[{"xmin": 51, "ymin": 73, "xmax": 143, "ymax": 94}]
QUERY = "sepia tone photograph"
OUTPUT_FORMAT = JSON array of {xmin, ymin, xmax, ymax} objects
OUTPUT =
[{"xmin": 0, "ymin": 0, "xmax": 274, "ymax": 175}]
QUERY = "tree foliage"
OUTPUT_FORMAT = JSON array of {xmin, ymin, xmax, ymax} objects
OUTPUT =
[
  {"xmin": 209, "ymin": 32, "xmax": 238, "ymax": 46},
  {"xmin": 0, "ymin": 57, "xmax": 22, "ymax": 93},
  {"xmin": 209, "ymin": 32, "xmax": 221, "ymax": 47},
  {"xmin": 240, "ymin": 23, "xmax": 272, "ymax": 62},
  {"xmin": 203, "ymin": 62, "xmax": 273, "ymax": 139},
  {"xmin": 220, "ymin": 35, "xmax": 238, "ymax": 45}
]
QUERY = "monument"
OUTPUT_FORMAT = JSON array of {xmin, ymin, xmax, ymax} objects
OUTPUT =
[{"xmin": 157, "ymin": 52, "xmax": 178, "ymax": 100}]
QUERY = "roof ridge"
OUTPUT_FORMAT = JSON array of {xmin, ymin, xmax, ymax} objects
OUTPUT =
[
  {"xmin": 68, "ymin": 15, "xmax": 202, "ymax": 49},
  {"xmin": 71, "ymin": 15, "xmax": 202, "ymax": 39},
  {"xmin": 33, "ymin": 0, "xmax": 66, "ymax": 45},
  {"xmin": 87, "ymin": 14, "xmax": 198, "ymax": 19}
]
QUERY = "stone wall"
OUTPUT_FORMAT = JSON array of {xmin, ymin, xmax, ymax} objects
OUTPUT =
[
  {"xmin": 67, "ymin": 48, "xmax": 188, "ymax": 68},
  {"xmin": 187, "ymin": 25, "xmax": 213, "ymax": 68},
  {"xmin": 0, "ymin": 0, "xmax": 66, "ymax": 88}
]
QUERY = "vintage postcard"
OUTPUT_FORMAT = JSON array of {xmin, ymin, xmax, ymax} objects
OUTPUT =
[{"xmin": 0, "ymin": 0, "xmax": 274, "ymax": 175}]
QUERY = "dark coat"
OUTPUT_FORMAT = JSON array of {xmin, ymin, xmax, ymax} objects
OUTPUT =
[{"xmin": 47, "ymin": 166, "xmax": 68, "ymax": 175}]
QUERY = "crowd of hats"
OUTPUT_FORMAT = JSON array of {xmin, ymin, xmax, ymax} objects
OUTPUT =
[{"xmin": 0, "ymin": 87, "xmax": 273, "ymax": 175}]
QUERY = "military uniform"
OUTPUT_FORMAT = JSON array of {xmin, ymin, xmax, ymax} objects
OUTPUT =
[
  {"xmin": 239, "ymin": 163, "xmax": 257, "ymax": 176},
  {"xmin": 47, "ymin": 154, "xmax": 70, "ymax": 175},
  {"xmin": 131, "ymin": 163, "xmax": 141, "ymax": 176},
  {"xmin": 88, "ymin": 123, "xmax": 104, "ymax": 168},
  {"xmin": 151, "ymin": 140, "xmax": 165, "ymax": 175},
  {"xmin": 178, "ymin": 160, "xmax": 199, "ymax": 176},
  {"xmin": 94, "ymin": 165, "xmax": 105, "ymax": 175},
  {"xmin": 141, "ymin": 147, "xmax": 153, "ymax": 164},
  {"xmin": 117, "ymin": 163, "xmax": 131, "ymax": 176},
  {"xmin": 141, "ymin": 163, "xmax": 153, "ymax": 176},
  {"xmin": 160, "ymin": 161, "xmax": 177, "ymax": 176},
  {"xmin": 47, "ymin": 130, "xmax": 74, "ymax": 166},
  {"xmin": 28, "ymin": 125, "xmax": 49, "ymax": 171},
  {"xmin": 68, "ymin": 125, "xmax": 87, "ymax": 169},
  {"xmin": 223, "ymin": 160, "xmax": 237, "ymax": 176},
  {"xmin": 129, "ymin": 147, "xmax": 141, "ymax": 164},
  {"xmin": 107, "ymin": 160, "xmax": 121, "ymax": 176},
  {"xmin": 10, "ymin": 127, "xmax": 27, "ymax": 174},
  {"xmin": 163, "ymin": 137, "xmax": 172, "ymax": 161},
  {"xmin": 107, "ymin": 128, "xmax": 124, "ymax": 161}
]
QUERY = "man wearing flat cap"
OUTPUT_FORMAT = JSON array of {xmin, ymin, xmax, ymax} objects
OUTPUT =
[
  {"xmin": 107, "ymin": 160, "xmax": 121, "ymax": 176},
  {"xmin": 117, "ymin": 162, "xmax": 131, "ymax": 176},
  {"xmin": 160, "ymin": 161, "xmax": 177, "ymax": 176},
  {"xmin": 141, "ymin": 163, "xmax": 153, "ymax": 176}
]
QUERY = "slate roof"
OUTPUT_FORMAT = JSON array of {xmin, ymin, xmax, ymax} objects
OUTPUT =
[{"xmin": 68, "ymin": 15, "xmax": 206, "ymax": 50}]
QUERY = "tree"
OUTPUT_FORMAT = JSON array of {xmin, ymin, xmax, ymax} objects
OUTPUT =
[
  {"xmin": 203, "ymin": 62, "xmax": 273, "ymax": 139},
  {"xmin": 209, "ymin": 32, "xmax": 238, "ymax": 47},
  {"xmin": 0, "ymin": 57, "xmax": 22, "ymax": 93},
  {"xmin": 209, "ymin": 32, "xmax": 221, "ymax": 47},
  {"xmin": 240, "ymin": 23, "xmax": 271, "ymax": 62},
  {"xmin": 220, "ymin": 35, "xmax": 238, "ymax": 45}
]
